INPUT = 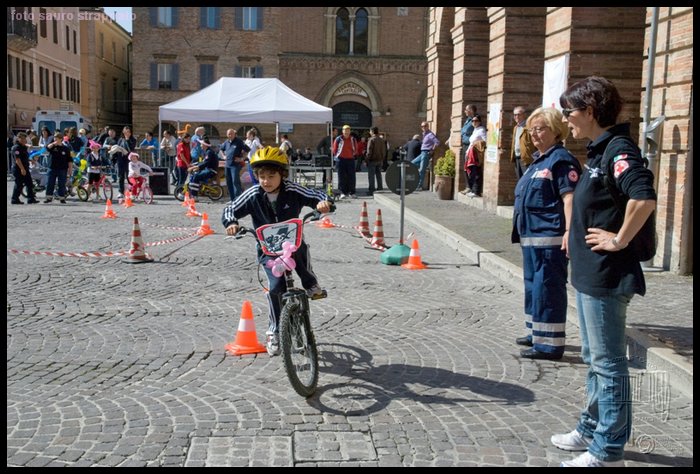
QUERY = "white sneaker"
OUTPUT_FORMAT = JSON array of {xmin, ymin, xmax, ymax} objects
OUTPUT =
[
  {"xmin": 306, "ymin": 284, "xmax": 327, "ymax": 300},
  {"xmin": 339, "ymin": 194, "xmax": 348, "ymax": 200},
  {"xmin": 551, "ymin": 430, "xmax": 593, "ymax": 451},
  {"xmin": 467, "ymin": 192, "xmax": 477, "ymax": 198},
  {"xmin": 266, "ymin": 333, "xmax": 280, "ymax": 356},
  {"xmin": 560, "ymin": 451, "xmax": 625, "ymax": 467}
]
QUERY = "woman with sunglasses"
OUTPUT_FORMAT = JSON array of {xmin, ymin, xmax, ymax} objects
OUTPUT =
[{"xmin": 551, "ymin": 76, "xmax": 656, "ymax": 467}]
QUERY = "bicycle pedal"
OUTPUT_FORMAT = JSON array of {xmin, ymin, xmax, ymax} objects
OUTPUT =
[{"xmin": 309, "ymin": 290, "xmax": 327, "ymax": 301}]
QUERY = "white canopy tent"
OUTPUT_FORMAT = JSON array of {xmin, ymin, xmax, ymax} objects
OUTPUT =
[{"xmin": 158, "ymin": 77, "xmax": 332, "ymax": 143}]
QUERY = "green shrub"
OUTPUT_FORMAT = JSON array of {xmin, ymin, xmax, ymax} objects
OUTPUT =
[{"xmin": 434, "ymin": 149, "xmax": 456, "ymax": 177}]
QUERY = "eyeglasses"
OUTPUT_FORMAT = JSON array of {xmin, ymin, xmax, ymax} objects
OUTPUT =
[
  {"xmin": 528, "ymin": 126, "xmax": 549, "ymax": 134},
  {"xmin": 562, "ymin": 107, "xmax": 585, "ymax": 118}
]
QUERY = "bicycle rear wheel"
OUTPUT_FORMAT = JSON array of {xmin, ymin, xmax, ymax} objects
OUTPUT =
[
  {"xmin": 280, "ymin": 302, "xmax": 319, "ymax": 397},
  {"xmin": 207, "ymin": 184, "xmax": 223, "ymax": 201},
  {"xmin": 174, "ymin": 185, "xmax": 186, "ymax": 202}
]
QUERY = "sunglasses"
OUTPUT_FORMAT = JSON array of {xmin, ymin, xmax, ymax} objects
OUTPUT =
[{"xmin": 562, "ymin": 107, "xmax": 586, "ymax": 118}]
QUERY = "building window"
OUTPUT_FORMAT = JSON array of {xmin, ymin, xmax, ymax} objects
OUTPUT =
[
  {"xmin": 29, "ymin": 63, "xmax": 34, "ymax": 93},
  {"xmin": 112, "ymin": 41, "xmax": 116, "ymax": 64},
  {"xmin": 52, "ymin": 18, "xmax": 58, "ymax": 44},
  {"xmin": 236, "ymin": 65, "xmax": 263, "ymax": 78},
  {"xmin": 200, "ymin": 7, "xmax": 220, "ymax": 29},
  {"xmin": 76, "ymin": 79, "xmax": 80, "ymax": 104},
  {"xmin": 66, "ymin": 26, "xmax": 70, "ymax": 51},
  {"xmin": 73, "ymin": 30, "xmax": 77, "ymax": 54},
  {"xmin": 200, "ymin": 64, "xmax": 215, "ymax": 88},
  {"xmin": 99, "ymin": 32, "xmax": 104, "ymax": 58},
  {"xmin": 335, "ymin": 8, "xmax": 350, "ymax": 55},
  {"xmin": 45, "ymin": 68, "xmax": 50, "ymax": 97},
  {"xmin": 39, "ymin": 8, "xmax": 47, "ymax": 38},
  {"xmin": 157, "ymin": 7, "xmax": 175, "ymax": 28},
  {"xmin": 8, "ymin": 55, "xmax": 13, "ymax": 89},
  {"xmin": 66, "ymin": 76, "xmax": 70, "ymax": 101},
  {"xmin": 335, "ymin": 7, "xmax": 368, "ymax": 56},
  {"xmin": 158, "ymin": 64, "xmax": 173, "ymax": 89},
  {"xmin": 236, "ymin": 7, "xmax": 263, "ymax": 31},
  {"xmin": 21, "ymin": 60, "xmax": 27, "ymax": 91}
]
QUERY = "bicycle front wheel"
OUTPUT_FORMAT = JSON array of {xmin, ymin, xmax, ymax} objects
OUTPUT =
[
  {"xmin": 207, "ymin": 184, "xmax": 224, "ymax": 201},
  {"xmin": 77, "ymin": 186, "xmax": 89, "ymax": 202},
  {"xmin": 100, "ymin": 179, "xmax": 113, "ymax": 201},
  {"xmin": 142, "ymin": 185, "xmax": 154, "ymax": 204},
  {"xmin": 280, "ymin": 302, "xmax": 319, "ymax": 398},
  {"xmin": 174, "ymin": 185, "xmax": 186, "ymax": 202}
]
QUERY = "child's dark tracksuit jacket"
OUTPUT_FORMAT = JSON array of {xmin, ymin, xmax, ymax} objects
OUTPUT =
[{"xmin": 222, "ymin": 180, "xmax": 331, "ymax": 334}]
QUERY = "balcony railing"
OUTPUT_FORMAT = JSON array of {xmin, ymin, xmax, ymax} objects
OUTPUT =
[{"xmin": 7, "ymin": 14, "xmax": 38, "ymax": 50}]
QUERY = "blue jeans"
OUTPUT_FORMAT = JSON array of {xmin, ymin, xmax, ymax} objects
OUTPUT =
[
  {"xmin": 224, "ymin": 164, "xmax": 243, "ymax": 201},
  {"xmin": 575, "ymin": 290, "xmax": 633, "ymax": 462},
  {"xmin": 411, "ymin": 150, "xmax": 431, "ymax": 190}
]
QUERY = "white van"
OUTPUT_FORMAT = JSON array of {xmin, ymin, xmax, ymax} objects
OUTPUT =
[{"xmin": 32, "ymin": 110, "xmax": 93, "ymax": 135}]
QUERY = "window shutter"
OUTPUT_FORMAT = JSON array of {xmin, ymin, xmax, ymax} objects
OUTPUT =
[
  {"xmin": 234, "ymin": 65, "xmax": 242, "ymax": 78},
  {"xmin": 255, "ymin": 66, "xmax": 263, "ymax": 78},
  {"xmin": 200, "ymin": 8, "xmax": 206, "ymax": 28},
  {"xmin": 172, "ymin": 64, "xmax": 179, "ymax": 90},
  {"xmin": 150, "ymin": 63, "xmax": 157, "ymax": 89},
  {"xmin": 214, "ymin": 9, "xmax": 221, "ymax": 29},
  {"xmin": 171, "ymin": 8, "xmax": 179, "ymax": 27},
  {"xmin": 235, "ymin": 7, "xmax": 243, "ymax": 30},
  {"xmin": 149, "ymin": 7, "xmax": 157, "ymax": 27},
  {"xmin": 256, "ymin": 8, "xmax": 263, "ymax": 30}
]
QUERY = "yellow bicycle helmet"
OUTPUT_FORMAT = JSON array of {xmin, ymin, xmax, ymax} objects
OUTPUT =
[{"xmin": 249, "ymin": 146, "xmax": 289, "ymax": 170}]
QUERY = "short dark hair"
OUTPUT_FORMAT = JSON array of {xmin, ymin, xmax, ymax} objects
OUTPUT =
[
  {"xmin": 253, "ymin": 163, "xmax": 289, "ymax": 179},
  {"xmin": 371, "ymin": 126, "xmax": 379, "ymax": 134},
  {"xmin": 560, "ymin": 75, "xmax": 623, "ymax": 128}
]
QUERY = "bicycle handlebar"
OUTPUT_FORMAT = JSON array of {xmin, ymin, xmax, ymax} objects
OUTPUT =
[{"xmin": 232, "ymin": 203, "xmax": 337, "ymax": 240}]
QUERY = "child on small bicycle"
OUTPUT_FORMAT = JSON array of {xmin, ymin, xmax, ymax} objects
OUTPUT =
[
  {"xmin": 86, "ymin": 140, "xmax": 103, "ymax": 201},
  {"xmin": 127, "ymin": 152, "xmax": 153, "ymax": 197},
  {"xmin": 222, "ymin": 146, "xmax": 333, "ymax": 356},
  {"xmin": 187, "ymin": 137, "xmax": 218, "ymax": 199}
]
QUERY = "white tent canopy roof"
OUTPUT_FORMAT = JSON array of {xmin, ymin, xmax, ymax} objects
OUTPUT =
[{"xmin": 158, "ymin": 77, "xmax": 332, "ymax": 124}]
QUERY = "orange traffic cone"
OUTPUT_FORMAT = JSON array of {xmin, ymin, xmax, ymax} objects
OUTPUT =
[
  {"xmin": 355, "ymin": 201, "xmax": 370, "ymax": 236},
  {"xmin": 124, "ymin": 217, "xmax": 154, "ymax": 264},
  {"xmin": 185, "ymin": 200, "xmax": 201, "ymax": 217},
  {"xmin": 122, "ymin": 190, "xmax": 134, "ymax": 208},
  {"xmin": 316, "ymin": 216, "xmax": 335, "ymax": 228},
  {"xmin": 225, "ymin": 300, "xmax": 267, "ymax": 356},
  {"xmin": 370, "ymin": 208, "xmax": 385, "ymax": 247},
  {"xmin": 100, "ymin": 199, "xmax": 117, "ymax": 219},
  {"xmin": 401, "ymin": 239, "xmax": 427, "ymax": 270},
  {"xmin": 181, "ymin": 191, "xmax": 191, "ymax": 207},
  {"xmin": 197, "ymin": 212, "xmax": 215, "ymax": 236}
]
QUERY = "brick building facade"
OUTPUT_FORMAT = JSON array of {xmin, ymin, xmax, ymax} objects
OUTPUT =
[
  {"xmin": 428, "ymin": 7, "xmax": 692, "ymax": 274},
  {"xmin": 132, "ymin": 7, "xmax": 428, "ymax": 152}
]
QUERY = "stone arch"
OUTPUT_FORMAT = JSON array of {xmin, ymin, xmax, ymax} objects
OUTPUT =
[
  {"xmin": 324, "ymin": 7, "xmax": 381, "ymax": 55},
  {"xmin": 317, "ymin": 73, "xmax": 384, "ymax": 116}
]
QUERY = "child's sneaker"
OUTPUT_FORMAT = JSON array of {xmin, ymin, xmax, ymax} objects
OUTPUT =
[
  {"xmin": 306, "ymin": 284, "xmax": 327, "ymax": 300},
  {"xmin": 266, "ymin": 333, "xmax": 280, "ymax": 356}
]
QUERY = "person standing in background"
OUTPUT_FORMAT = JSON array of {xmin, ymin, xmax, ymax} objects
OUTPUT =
[{"xmin": 511, "ymin": 106, "xmax": 537, "ymax": 180}]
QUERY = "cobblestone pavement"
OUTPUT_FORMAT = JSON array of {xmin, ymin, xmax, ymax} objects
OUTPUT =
[{"xmin": 6, "ymin": 181, "xmax": 693, "ymax": 467}]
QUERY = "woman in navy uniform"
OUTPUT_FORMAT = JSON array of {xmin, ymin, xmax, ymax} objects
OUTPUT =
[
  {"xmin": 511, "ymin": 107, "xmax": 581, "ymax": 360},
  {"xmin": 550, "ymin": 76, "xmax": 656, "ymax": 467}
]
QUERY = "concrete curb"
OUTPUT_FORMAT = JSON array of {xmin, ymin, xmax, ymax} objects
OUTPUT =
[{"xmin": 374, "ymin": 193, "xmax": 693, "ymax": 399}]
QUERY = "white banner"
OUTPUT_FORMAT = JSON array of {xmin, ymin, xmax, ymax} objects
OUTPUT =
[{"xmin": 542, "ymin": 54, "xmax": 569, "ymax": 110}]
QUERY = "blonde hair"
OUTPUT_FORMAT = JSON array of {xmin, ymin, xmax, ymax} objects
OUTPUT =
[{"xmin": 527, "ymin": 107, "xmax": 570, "ymax": 142}]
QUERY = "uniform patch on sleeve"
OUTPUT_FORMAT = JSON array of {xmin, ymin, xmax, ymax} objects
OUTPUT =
[
  {"xmin": 568, "ymin": 169, "xmax": 579, "ymax": 182},
  {"xmin": 613, "ymin": 153, "xmax": 628, "ymax": 162},
  {"xmin": 613, "ymin": 159, "xmax": 630, "ymax": 178}
]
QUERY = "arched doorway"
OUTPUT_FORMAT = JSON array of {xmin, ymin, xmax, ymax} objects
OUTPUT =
[{"xmin": 333, "ymin": 101, "xmax": 372, "ymax": 136}]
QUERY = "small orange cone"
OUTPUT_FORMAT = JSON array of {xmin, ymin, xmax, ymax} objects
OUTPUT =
[
  {"xmin": 197, "ymin": 212, "xmax": 215, "ymax": 236},
  {"xmin": 122, "ymin": 190, "xmax": 134, "ymax": 208},
  {"xmin": 316, "ymin": 216, "xmax": 335, "ymax": 228},
  {"xmin": 225, "ymin": 300, "xmax": 267, "ymax": 356},
  {"xmin": 100, "ymin": 199, "xmax": 117, "ymax": 219},
  {"xmin": 182, "ymin": 191, "xmax": 191, "ymax": 207},
  {"xmin": 355, "ymin": 201, "xmax": 370, "ymax": 236},
  {"xmin": 370, "ymin": 208, "xmax": 385, "ymax": 247},
  {"xmin": 124, "ymin": 217, "xmax": 153, "ymax": 264},
  {"xmin": 401, "ymin": 239, "xmax": 427, "ymax": 270},
  {"xmin": 185, "ymin": 200, "xmax": 201, "ymax": 217}
]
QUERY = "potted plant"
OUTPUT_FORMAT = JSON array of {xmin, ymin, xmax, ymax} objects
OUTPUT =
[{"xmin": 433, "ymin": 149, "xmax": 456, "ymax": 200}]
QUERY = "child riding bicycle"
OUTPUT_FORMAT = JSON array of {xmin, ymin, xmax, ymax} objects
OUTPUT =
[
  {"xmin": 127, "ymin": 152, "xmax": 153, "ymax": 197},
  {"xmin": 187, "ymin": 137, "xmax": 218, "ymax": 199},
  {"xmin": 222, "ymin": 146, "xmax": 333, "ymax": 356}
]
